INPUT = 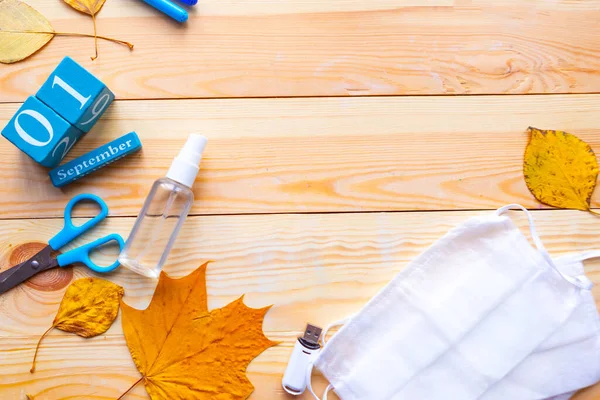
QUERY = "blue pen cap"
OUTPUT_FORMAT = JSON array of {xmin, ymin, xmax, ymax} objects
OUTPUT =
[
  {"xmin": 142, "ymin": 0, "xmax": 188, "ymax": 23},
  {"xmin": 177, "ymin": 0, "xmax": 198, "ymax": 5}
]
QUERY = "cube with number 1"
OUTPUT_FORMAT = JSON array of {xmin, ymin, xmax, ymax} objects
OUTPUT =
[
  {"xmin": 1, "ymin": 57, "xmax": 114, "ymax": 169},
  {"xmin": 36, "ymin": 56, "xmax": 115, "ymax": 133}
]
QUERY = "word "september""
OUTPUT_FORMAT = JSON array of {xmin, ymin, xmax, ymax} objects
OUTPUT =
[{"xmin": 49, "ymin": 132, "xmax": 142, "ymax": 187}]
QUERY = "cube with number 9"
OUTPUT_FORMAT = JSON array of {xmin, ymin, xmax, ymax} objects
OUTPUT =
[
  {"xmin": 36, "ymin": 56, "xmax": 115, "ymax": 133},
  {"xmin": 1, "ymin": 96, "xmax": 84, "ymax": 168}
]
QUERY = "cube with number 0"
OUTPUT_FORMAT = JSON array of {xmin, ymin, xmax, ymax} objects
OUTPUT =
[
  {"xmin": 36, "ymin": 56, "xmax": 115, "ymax": 133},
  {"xmin": 1, "ymin": 96, "xmax": 84, "ymax": 168}
]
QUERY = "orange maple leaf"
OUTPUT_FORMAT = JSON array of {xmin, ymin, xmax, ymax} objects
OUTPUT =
[{"xmin": 119, "ymin": 262, "xmax": 277, "ymax": 399}]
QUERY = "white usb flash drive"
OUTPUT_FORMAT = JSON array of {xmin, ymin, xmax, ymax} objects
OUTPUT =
[{"xmin": 282, "ymin": 324, "xmax": 323, "ymax": 395}]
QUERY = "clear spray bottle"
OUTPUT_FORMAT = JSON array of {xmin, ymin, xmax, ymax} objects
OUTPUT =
[{"xmin": 118, "ymin": 134, "xmax": 208, "ymax": 278}]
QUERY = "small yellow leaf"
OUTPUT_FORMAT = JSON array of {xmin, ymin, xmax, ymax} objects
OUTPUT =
[
  {"xmin": 0, "ymin": 0, "xmax": 55, "ymax": 64},
  {"xmin": 63, "ymin": 0, "xmax": 105, "ymax": 15},
  {"xmin": 53, "ymin": 277, "xmax": 124, "ymax": 336},
  {"xmin": 30, "ymin": 277, "xmax": 124, "ymax": 372},
  {"xmin": 524, "ymin": 127, "xmax": 599, "ymax": 212}
]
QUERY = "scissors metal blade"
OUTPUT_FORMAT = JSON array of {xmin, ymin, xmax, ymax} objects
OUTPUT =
[{"xmin": 0, "ymin": 245, "xmax": 57, "ymax": 295}]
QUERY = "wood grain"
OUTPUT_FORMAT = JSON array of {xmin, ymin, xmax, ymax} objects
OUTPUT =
[
  {"xmin": 1, "ymin": 0, "xmax": 599, "ymax": 100},
  {"xmin": 1, "ymin": 95, "xmax": 600, "ymax": 218},
  {"xmin": 0, "ymin": 209, "xmax": 599, "ymax": 399},
  {"xmin": 575, "ymin": 383, "xmax": 600, "ymax": 400}
]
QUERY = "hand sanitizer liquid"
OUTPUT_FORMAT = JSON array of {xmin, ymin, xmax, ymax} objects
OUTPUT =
[{"xmin": 118, "ymin": 134, "xmax": 207, "ymax": 278}]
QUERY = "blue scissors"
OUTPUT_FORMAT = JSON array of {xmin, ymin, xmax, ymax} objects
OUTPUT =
[{"xmin": 0, "ymin": 193, "xmax": 124, "ymax": 295}]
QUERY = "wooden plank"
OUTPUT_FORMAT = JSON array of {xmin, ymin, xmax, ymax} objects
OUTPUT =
[
  {"xmin": 0, "ymin": 209, "xmax": 598, "ymax": 398},
  {"xmin": 1, "ymin": 0, "xmax": 599, "ymax": 100},
  {"xmin": 1, "ymin": 95, "xmax": 600, "ymax": 218},
  {"xmin": 0, "ymin": 336, "xmax": 332, "ymax": 400},
  {"xmin": 575, "ymin": 384, "xmax": 600, "ymax": 400}
]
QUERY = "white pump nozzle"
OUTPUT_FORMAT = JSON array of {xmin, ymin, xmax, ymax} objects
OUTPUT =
[{"xmin": 166, "ymin": 134, "xmax": 208, "ymax": 187}]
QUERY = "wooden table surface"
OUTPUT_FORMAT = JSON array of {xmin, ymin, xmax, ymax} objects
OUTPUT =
[{"xmin": 1, "ymin": 0, "xmax": 600, "ymax": 399}]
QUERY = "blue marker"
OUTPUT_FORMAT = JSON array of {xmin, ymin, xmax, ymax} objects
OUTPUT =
[
  {"xmin": 141, "ymin": 0, "xmax": 188, "ymax": 23},
  {"xmin": 176, "ymin": 0, "xmax": 197, "ymax": 5}
]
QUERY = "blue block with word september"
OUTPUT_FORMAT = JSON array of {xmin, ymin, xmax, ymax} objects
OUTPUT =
[
  {"xmin": 1, "ymin": 96, "xmax": 84, "ymax": 168},
  {"xmin": 36, "ymin": 56, "xmax": 115, "ymax": 133},
  {"xmin": 49, "ymin": 131, "xmax": 142, "ymax": 187}
]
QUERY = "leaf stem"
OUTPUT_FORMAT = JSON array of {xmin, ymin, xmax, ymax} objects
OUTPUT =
[
  {"xmin": 588, "ymin": 208, "xmax": 600, "ymax": 217},
  {"xmin": 91, "ymin": 13, "xmax": 98, "ymax": 60},
  {"xmin": 117, "ymin": 377, "xmax": 144, "ymax": 400},
  {"xmin": 30, "ymin": 324, "xmax": 55, "ymax": 373},
  {"xmin": 1, "ymin": 30, "xmax": 134, "ymax": 49}
]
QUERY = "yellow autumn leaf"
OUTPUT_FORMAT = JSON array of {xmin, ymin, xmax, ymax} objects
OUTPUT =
[
  {"xmin": 30, "ymin": 277, "xmax": 124, "ymax": 372},
  {"xmin": 0, "ymin": 0, "xmax": 54, "ymax": 64},
  {"xmin": 63, "ymin": 0, "xmax": 106, "ymax": 60},
  {"xmin": 524, "ymin": 127, "xmax": 599, "ymax": 213},
  {"xmin": 63, "ymin": 0, "xmax": 106, "ymax": 16},
  {"xmin": 119, "ymin": 262, "xmax": 277, "ymax": 400},
  {"xmin": 0, "ymin": 0, "xmax": 132, "ymax": 63}
]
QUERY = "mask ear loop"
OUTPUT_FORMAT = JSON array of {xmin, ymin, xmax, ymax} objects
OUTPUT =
[
  {"xmin": 305, "ymin": 314, "xmax": 356, "ymax": 400},
  {"xmin": 495, "ymin": 204, "xmax": 593, "ymax": 290},
  {"xmin": 561, "ymin": 250, "xmax": 600, "ymax": 264},
  {"xmin": 321, "ymin": 314, "xmax": 355, "ymax": 346},
  {"xmin": 306, "ymin": 370, "xmax": 332, "ymax": 400}
]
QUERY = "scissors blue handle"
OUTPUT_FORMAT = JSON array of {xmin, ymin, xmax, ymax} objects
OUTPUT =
[
  {"xmin": 57, "ymin": 233, "xmax": 125, "ymax": 273},
  {"xmin": 48, "ymin": 193, "xmax": 124, "ymax": 273},
  {"xmin": 49, "ymin": 193, "xmax": 110, "ymax": 250},
  {"xmin": 0, "ymin": 194, "xmax": 124, "ymax": 295}
]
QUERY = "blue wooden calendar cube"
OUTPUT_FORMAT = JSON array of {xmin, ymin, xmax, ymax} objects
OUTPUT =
[
  {"xmin": 36, "ymin": 56, "xmax": 114, "ymax": 133},
  {"xmin": 1, "ymin": 96, "xmax": 84, "ymax": 168}
]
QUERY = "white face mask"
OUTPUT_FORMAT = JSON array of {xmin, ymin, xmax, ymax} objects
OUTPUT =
[
  {"xmin": 308, "ymin": 205, "xmax": 596, "ymax": 400},
  {"xmin": 480, "ymin": 251, "xmax": 600, "ymax": 400}
]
